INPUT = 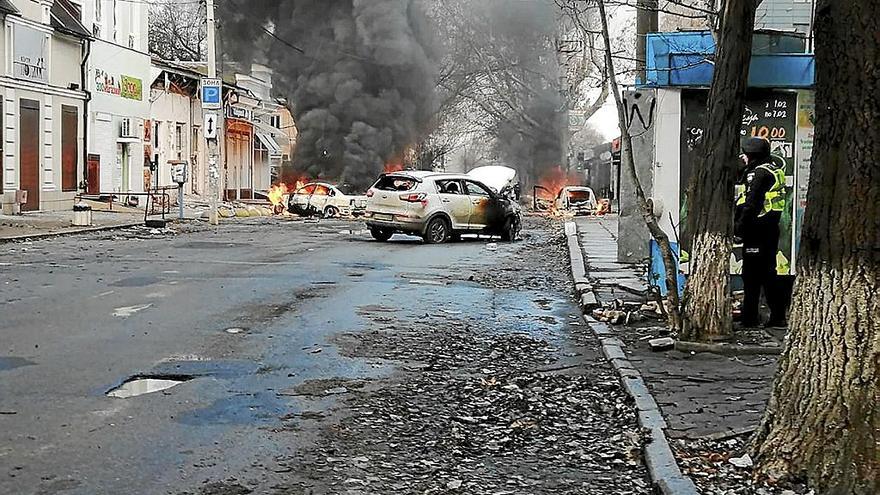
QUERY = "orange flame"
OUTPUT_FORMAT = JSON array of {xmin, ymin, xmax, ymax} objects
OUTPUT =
[
  {"xmin": 268, "ymin": 183, "xmax": 289, "ymax": 208},
  {"xmin": 536, "ymin": 166, "xmax": 583, "ymax": 200},
  {"xmin": 384, "ymin": 159, "xmax": 405, "ymax": 174}
]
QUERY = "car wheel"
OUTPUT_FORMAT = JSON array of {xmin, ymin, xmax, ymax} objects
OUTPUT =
[
  {"xmin": 424, "ymin": 217, "xmax": 450, "ymax": 244},
  {"xmin": 501, "ymin": 216, "xmax": 519, "ymax": 242},
  {"xmin": 324, "ymin": 206, "xmax": 340, "ymax": 218},
  {"xmin": 370, "ymin": 228, "xmax": 393, "ymax": 242}
]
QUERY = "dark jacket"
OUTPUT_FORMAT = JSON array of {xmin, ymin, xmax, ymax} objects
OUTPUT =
[{"xmin": 734, "ymin": 162, "xmax": 781, "ymax": 245}]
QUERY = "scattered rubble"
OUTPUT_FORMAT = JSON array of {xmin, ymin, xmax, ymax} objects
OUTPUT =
[{"xmin": 264, "ymin": 218, "xmax": 649, "ymax": 494}]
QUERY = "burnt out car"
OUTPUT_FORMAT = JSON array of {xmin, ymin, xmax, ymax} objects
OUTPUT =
[{"xmin": 363, "ymin": 167, "xmax": 522, "ymax": 244}]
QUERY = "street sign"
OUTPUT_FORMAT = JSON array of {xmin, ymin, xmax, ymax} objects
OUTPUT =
[
  {"xmin": 204, "ymin": 112, "xmax": 219, "ymax": 140},
  {"xmin": 201, "ymin": 78, "xmax": 222, "ymax": 109}
]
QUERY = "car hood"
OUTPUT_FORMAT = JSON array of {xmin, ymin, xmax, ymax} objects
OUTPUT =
[{"xmin": 468, "ymin": 166, "xmax": 517, "ymax": 194}]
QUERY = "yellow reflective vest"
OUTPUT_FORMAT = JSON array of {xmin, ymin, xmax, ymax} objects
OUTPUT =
[{"xmin": 735, "ymin": 164, "xmax": 786, "ymax": 217}]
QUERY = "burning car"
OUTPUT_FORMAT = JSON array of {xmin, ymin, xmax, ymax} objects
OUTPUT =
[
  {"xmin": 286, "ymin": 182, "xmax": 368, "ymax": 218},
  {"xmin": 555, "ymin": 186, "xmax": 598, "ymax": 215},
  {"xmin": 363, "ymin": 166, "xmax": 522, "ymax": 244}
]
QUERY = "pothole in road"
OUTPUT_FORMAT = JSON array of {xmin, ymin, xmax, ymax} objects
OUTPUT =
[{"xmin": 106, "ymin": 375, "xmax": 193, "ymax": 398}]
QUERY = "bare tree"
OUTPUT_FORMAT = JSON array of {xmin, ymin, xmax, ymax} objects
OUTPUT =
[
  {"xmin": 593, "ymin": 0, "xmax": 683, "ymax": 330},
  {"xmin": 751, "ymin": 1, "xmax": 880, "ymax": 491},
  {"xmin": 148, "ymin": 1, "xmax": 207, "ymax": 62}
]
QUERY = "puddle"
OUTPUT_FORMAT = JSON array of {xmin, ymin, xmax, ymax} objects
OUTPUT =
[
  {"xmin": 0, "ymin": 356, "xmax": 36, "ymax": 371},
  {"xmin": 106, "ymin": 375, "xmax": 191, "ymax": 398}
]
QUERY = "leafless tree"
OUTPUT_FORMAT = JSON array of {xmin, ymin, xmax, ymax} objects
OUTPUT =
[{"xmin": 148, "ymin": 1, "xmax": 207, "ymax": 62}]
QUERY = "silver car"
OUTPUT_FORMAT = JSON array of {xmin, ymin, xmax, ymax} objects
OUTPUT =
[{"xmin": 363, "ymin": 169, "xmax": 521, "ymax": 244}]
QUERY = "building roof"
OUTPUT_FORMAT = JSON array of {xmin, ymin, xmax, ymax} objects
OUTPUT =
[
  {"xmin": 643, "ymin": 31, "xmax": 814, "ymax": 89},
  {"xmin": 0, "ymin": 0, "xmax": 18, "ymax": 15},
  {"xmin": 51, "ymin": 0, "xmax": 91, "ymax": 39}
]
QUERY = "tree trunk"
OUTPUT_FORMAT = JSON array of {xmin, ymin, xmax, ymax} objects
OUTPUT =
[
  {"xmin": 680, "ymin": 0, "xmax": 758, "ymax": 342},
  {"xmin": 597, "ymin": 0, "xmax": 682, "ymax": 331},
  {"xmin": 752, "ymin": 1, "xmax": 880, "ymax": 492}
]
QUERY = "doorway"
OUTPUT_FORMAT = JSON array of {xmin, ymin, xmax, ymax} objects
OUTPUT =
[{"xmin": 19, "ymin": 99, "xmax": 40, "ymax": 211}]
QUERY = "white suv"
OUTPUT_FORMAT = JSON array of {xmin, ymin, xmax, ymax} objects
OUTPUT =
[{"xmin": 363, "ymin": 169, "xmax": 522, "ymax": 244}]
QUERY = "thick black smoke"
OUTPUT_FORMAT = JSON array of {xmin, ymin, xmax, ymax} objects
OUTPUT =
[{"xmin": 220, "ymin": 0, "xmax": 438, "ymax": 190}]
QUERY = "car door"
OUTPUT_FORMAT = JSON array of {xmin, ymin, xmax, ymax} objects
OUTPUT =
[
  {"xmin": 436, "ymin": 179, "xmax": 471, "ymax": 230},
  {"xmin": 464, "ymin": 180, "xmax": 497, "ymax": 230},
  {"xmin": 312, "ymin": 184, "xmax": 332, "ymax": 211}
]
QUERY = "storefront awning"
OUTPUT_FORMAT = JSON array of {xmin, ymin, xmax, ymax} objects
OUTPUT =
[{"xmin": 255, "ymin": 132, "xmax": 282, "ymax": 156}]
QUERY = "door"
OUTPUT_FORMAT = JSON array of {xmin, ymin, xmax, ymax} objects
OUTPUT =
[
  {"xmin": 121, "ymin": 144, "xmax": 130, "ymax": 192},
  {"xmin": 464, "ymin": 180, "xmax": 496, "ymax": 230},
  {"xmin": 61, "ymin": 105, "xmax": 78, "ymax": 192},
  {"xmin": 87, "ymin": 154, "xmax": 100, "ymax": 194},
  {"xmin": 436, "ymin": 179, "xmax": 471, "ymax": 229},
  {"xmin": 19, "ymin": 99, "xmax": 40, "ymax": 211}
]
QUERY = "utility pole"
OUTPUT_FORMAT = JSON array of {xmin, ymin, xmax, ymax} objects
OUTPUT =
[
  {"xmin": 206, "ymin": 0, "xmax": 221, "ymax": 225},
  {"xmin": 636, "ymin": 0, "xmax": 659, "ymax": 83}
]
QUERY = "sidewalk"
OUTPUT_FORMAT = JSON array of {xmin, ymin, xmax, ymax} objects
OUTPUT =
[
  {"xmin": 571, "ymin": 215, "xmax": 790, "ymax": 494},
  {"xmin": 0, "ymin": 202, "xmax": 145, "ymax": 241}
]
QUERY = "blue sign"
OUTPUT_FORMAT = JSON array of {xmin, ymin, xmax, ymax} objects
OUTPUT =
[{"xmin": 201, "ymin": 78, "xmax": 222, "ymax": 109}]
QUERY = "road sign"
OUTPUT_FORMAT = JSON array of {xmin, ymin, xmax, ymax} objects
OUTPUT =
[
  {"xmin": 204, "ymin": 112, "xmax": 219, "ymax": 140},
  {"xmin": 201, "ymin": 78, "xmax": 222, "ymax": 109}
]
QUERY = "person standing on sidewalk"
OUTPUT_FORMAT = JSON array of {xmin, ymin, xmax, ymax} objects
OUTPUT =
[{"xmin": 734, "ymin": 137, "xmax": 787, "ymax": 328}]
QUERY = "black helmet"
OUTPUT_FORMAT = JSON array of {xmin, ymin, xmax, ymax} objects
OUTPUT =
[{"xmin": 742, "ymin": 137, "xmax": 771, "ymax": 157}]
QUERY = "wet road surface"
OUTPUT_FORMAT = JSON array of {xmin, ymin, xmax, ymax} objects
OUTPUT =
[{"xmin": 0, "ymin": 217, "xmax": 647, "ymax": 494}]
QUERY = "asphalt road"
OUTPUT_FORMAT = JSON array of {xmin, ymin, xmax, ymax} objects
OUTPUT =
[{"xmin": 0, "ymin": 217, "xmax": 647, "ymax": 495}]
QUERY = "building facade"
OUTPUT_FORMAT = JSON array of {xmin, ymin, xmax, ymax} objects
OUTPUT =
[
  {"xmin": 149, "ymin": 60, "xmax": 206, "ymax": 197},
  {"xmin": 755, "ymin": 0, "xmax": 814, "ymax": 35},
  {"xmin": 79, "ymin": 0, "xmax": 149, "ymax": 198},
  {"xmin": 0, "ymin": 0, "xmax": 89, "ymax": 213}
]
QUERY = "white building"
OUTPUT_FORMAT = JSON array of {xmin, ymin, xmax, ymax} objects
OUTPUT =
[
  {"xmin": 78, "ymin": 0, "xmax": 149, "ymax": 197},
  {"xmin": 0, "ymin": 0, "xmax": 90, "ymax": 213},
  {"xmin": 148, "ymin": 59, "xmax": 206, "ymax": 196}
]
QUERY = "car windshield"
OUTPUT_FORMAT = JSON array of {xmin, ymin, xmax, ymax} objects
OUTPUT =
[
  {"xmin": 374, "ymin": 175, "xmax": 418, "ymax": 192},
  {"xmin": 568, "ymin": 190, "xmax": 593, "ymax": 202}
]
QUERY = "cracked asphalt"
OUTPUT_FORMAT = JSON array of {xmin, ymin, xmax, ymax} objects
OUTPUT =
[{"xmin": 0, "ymin": 216, "xmax": 648, "ymax": 494}]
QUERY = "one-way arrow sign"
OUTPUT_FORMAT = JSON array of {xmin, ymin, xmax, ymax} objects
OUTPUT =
[{"xmin": 204, "ymin": 113, "xmax": 218, "ymax": 140}]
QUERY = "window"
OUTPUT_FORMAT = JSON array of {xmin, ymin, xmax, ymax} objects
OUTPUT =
[
  {"xmin": 270, "ymin": 114, "xmax": 282, "ymax": 129},
  {"xmin": 153, "ymin": 121, "xmax": 160, "ymax": 148},
  {"xmin": 465, "ymin": 181, "xmax": 492, "ymax": 197},
  {"xmin": 374, "ymin": 175, "xmax": 417, "ymax": 192},
  {"xmin": 313, "ymin": 185, "xmax": 330, "ymax": 196},
  {"xmin": 95, "ymin": 0, "xmax": 102, "ymax": 21},
  {"xmin": 175, "ymin": 123, "xmax": 184, "ymax": 150},
  {"xmin": 437, "ymin": 179, "xmax": 463, "ymax": 195},
  {"xmin": 0, "ymin": 100, "xmax": 3, "ymax": 194}
]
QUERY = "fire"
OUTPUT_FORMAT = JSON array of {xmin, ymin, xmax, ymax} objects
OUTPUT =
[
  {"xmin": 268, "ymin": 183, "xmax": 289, "ymax": 208},
  {"xmin": 384, "ymin": 159, "xmax": 405, "ymax": 174},
  {"xmin": 534, "ymin": 166, "xmax": 584, "ymax": 213},
  {"xmin": 536, "ymin": 166, "xmax": 583, "ymax": 199}
]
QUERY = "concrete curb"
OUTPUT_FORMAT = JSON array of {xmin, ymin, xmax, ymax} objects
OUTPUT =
[
  {"xmin": 0, "ymin": 222, "xmax": 143, "ymax": 243},
  {"xmin": 565, "ymin": 221, "xmax": 699, "ymax": 495}
]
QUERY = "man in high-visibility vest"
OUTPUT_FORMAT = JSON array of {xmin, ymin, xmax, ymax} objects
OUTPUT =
[{"xmin": 734, "ymin": 137, "xmax": 787, "ymax": 328}]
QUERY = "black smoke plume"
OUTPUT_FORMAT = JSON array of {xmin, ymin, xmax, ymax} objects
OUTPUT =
[{"xmin": 220, "ymin": 0, "xmax": 438, "ymax": 190}]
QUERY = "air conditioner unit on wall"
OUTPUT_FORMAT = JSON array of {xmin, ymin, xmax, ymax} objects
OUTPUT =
[{"xmin": 120, "ymin": 118, "xmax": 138, "ymax": 138}]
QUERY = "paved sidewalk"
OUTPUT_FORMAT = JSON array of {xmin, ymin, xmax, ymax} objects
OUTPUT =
[
  {"xmin": 0, "ymin": 205, "xmax": 144, "ymax": 241},
  {"xmin": 573, "ymin": 215, "xmax": 779, "ymax": 440}
]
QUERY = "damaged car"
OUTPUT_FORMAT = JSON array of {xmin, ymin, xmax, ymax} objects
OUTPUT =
[
  {"xmin": 364, "ymin": 166, "xmax": 522, "ymax": 244},
  {"xmin": 555, "ymin": 186, "xmax": 598, "ymax": 216},
  {"xmin": 287, "ymin": 182, "xmax": 368, "ymax": 218}
]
